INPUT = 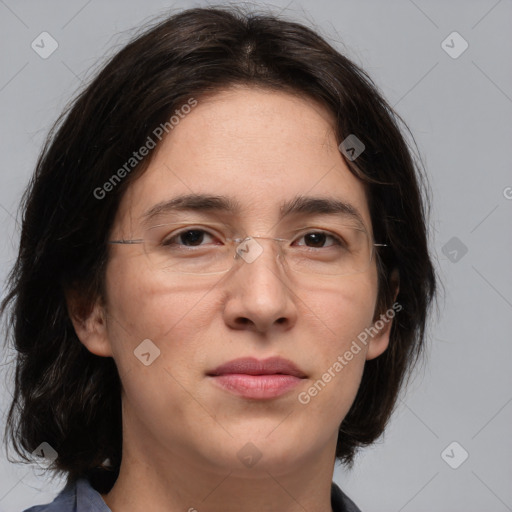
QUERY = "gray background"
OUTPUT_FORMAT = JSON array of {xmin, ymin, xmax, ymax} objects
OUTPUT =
[{"xmin": 1, "ymin": 1, "xmax": 511, "ymax": 511}]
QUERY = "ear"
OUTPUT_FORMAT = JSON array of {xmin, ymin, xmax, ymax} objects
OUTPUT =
[
  {"xmin": 366, "ymin": 268, "xmax": 400, "ymax": 360},
  {"xmin": 65, "ymin": 287, "xmax": 113, "ymax": 358}
]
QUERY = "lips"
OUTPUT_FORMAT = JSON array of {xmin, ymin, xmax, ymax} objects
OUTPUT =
[
  {"xmin": 207, "ymin": 356, "xmax": 307, "ymax": 378},
  {"xmin": 207, "ymin": 357, "xmax": 307, "ymax": 400}
]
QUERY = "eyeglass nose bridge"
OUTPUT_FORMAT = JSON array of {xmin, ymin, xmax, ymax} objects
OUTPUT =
[{"xmin": 232, "ymin": 235, "xmax": 287, "ymax": 266}]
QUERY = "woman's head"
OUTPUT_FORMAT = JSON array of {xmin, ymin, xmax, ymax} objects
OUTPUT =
[{"xmin": 2, "ymin": 5, "xmax": 436, "ymax": 493}]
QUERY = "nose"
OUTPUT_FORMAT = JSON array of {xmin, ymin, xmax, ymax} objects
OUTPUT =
[{"xmin": 222, "ymin": 237, "xmax": 297, "ymax": 334}]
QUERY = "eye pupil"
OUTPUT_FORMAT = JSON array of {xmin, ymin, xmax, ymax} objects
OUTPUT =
[
  {"xmin": 180, "ymin": 230, "xmax": 204, "ymax": 246},
  {"xmin": 305, "ymin": 232, "xmax": 326, "ymax": 247}
]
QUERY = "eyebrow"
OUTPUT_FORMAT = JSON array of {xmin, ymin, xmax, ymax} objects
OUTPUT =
[{"xmin": 141, "ymin": 193, "xmax": 366, "ymax": 229}]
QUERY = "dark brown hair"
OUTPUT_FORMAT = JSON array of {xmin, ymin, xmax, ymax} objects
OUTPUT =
[{"xmin": 1, "ymin": 5, "xmax": 437, "ymax": 493}]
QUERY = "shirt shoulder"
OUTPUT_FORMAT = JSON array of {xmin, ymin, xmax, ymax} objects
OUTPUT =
[
  {"xmin": 21, "ymin": 478, "xmax": 111, "ymax": 512},
  {"xmin": 331, "ymin": 481, "xmax": 362, "ymax": 512},
  {"xmin": 23, "ymin": 478, "xmax": 351, "ymax": 512}
]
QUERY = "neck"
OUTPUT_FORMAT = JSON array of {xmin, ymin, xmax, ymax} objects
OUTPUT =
[{"xmin": 100, "ymin": 410, "xmax": 337, "ymax": 512}]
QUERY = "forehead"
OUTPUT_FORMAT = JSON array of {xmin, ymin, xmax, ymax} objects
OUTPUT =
[{"xmin": 114, "ymin": 86, "xmax": 372, "ymax": 233}]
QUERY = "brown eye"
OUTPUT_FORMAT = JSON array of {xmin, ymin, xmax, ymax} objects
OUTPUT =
[
  {"xmin": 294, "ymin": 231, "xmax": 343, "ymax": 249},
  {"xmin": 163, "ymin": 229, "xmax": 216, "ymax": 248}
]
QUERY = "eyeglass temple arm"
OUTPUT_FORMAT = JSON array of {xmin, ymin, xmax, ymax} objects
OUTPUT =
[{"xmin": 109, "ymin": 239, "xmax": 144, "ymax": 244}]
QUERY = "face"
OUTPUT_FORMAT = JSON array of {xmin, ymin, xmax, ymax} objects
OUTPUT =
[{"xmin": 74, "ymin": 86, "xmax": 392, "ymax": 477}]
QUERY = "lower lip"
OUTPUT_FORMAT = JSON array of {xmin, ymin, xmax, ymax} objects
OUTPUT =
[{"xmin": 209, "ymin": 374, "xmax": 304, "ymax": 399}]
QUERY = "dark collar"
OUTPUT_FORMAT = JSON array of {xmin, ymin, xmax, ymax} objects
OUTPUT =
[{"xmin": 331, "ymin": 481, "xmax": 362, "ymax": 512}]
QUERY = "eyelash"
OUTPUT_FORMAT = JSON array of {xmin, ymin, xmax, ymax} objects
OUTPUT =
[{"xmin": 161, "ymin": 227, "xmax": 345, "ymax": 249}]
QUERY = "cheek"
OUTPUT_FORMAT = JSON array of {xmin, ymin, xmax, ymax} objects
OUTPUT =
[
  {"xmin": 101, "ymin": 259, "xmax": 215, "ymax": 436},
  {"xmin": 297, "ymin": 274, "xmax": 377, "ymax": 416},
  {"xmin": 303, "ymin": 270, "xmax": 378, "ymax": 344},
  {"xmin": 102, "ymin": 255, "xmax": 218, "ymax": 373}
]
